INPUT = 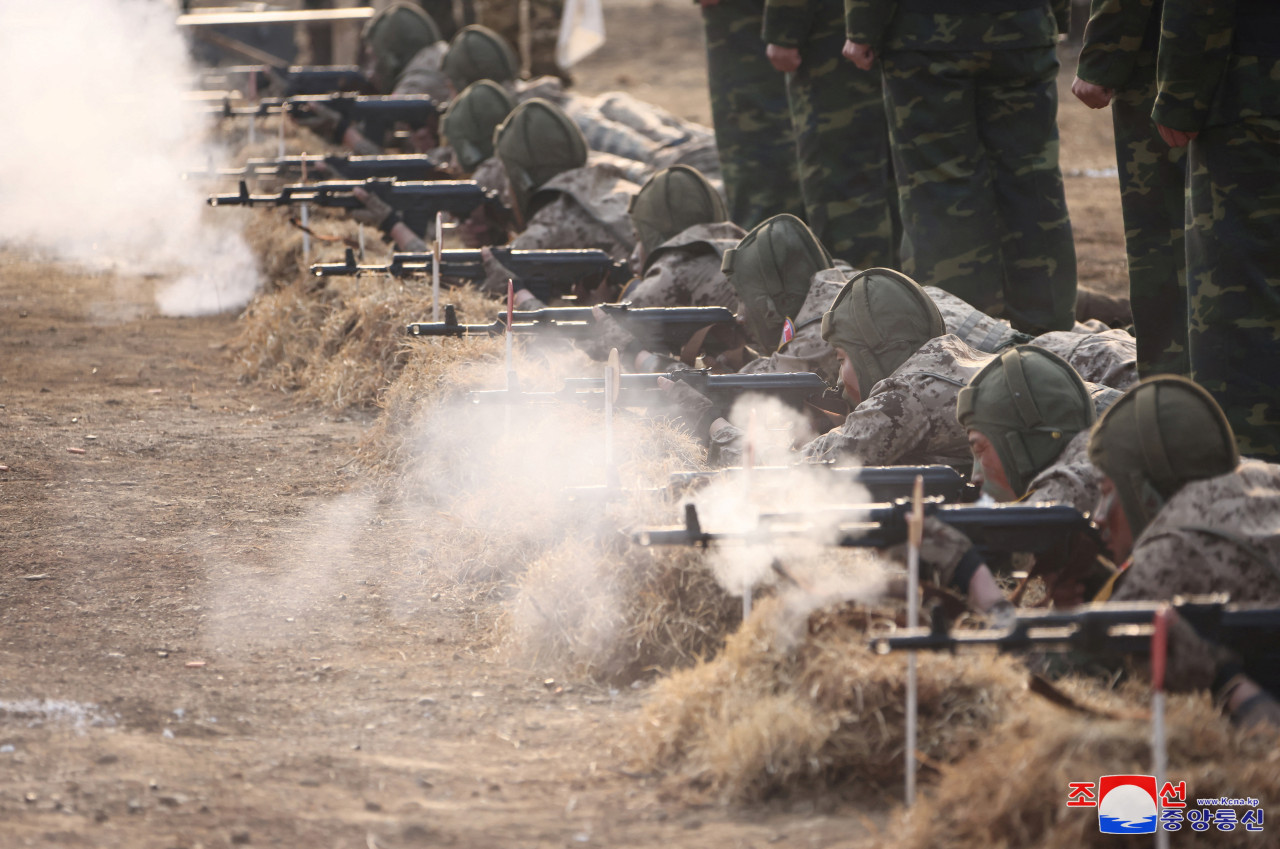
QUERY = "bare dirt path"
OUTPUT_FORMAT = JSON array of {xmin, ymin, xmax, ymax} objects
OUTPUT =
[{"xmin": 0, "ymin": 254, "xmax": 878, "ymax": 849}]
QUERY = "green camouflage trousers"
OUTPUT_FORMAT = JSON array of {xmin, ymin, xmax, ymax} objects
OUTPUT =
[
  {"xmin": 1112, "ymin": 52, "xmax": 1189, "ymax": 377},
  {"xmin": 703, "ymin": 0, "xmax": 805, "ymax": 229},
  {"xmin": 881, "ymin": 46, "xmax": 1077, "ymax": 334},
  {"xmin": 1187, "ymin": 116, "xmax": 1280, "ymax": 459},
  {"xmin": 786, "ymin": 2, "xmax": 898, "ymax": 268}
]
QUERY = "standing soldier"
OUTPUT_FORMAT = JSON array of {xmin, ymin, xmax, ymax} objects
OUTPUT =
[
  {"xmin": 763, "ymin": 0, "xmax": 899, "ymax": 269},
  {"xmin": 1072, "ymin": 0, "xmax": 1188, "ymax": 378},
  {"xmin": 843, "ymin": 0, "xmax": 1078, "ymax": 335},
  {"xmin": 1152, "ymin": 0, "xmax": 1280, "ymax": 459},
  {"xmin": 700, "ymin": 0, "xmax": 806, "ymax": 229}
]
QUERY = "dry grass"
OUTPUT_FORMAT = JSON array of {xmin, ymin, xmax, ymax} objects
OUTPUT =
[
  {"xmin": 632, "ymin": 595, "xmax": 1026, "ymax": 803},
  {"xmin": 900, "ymin": 697, "xmax": 1280, "ymax": 849}
]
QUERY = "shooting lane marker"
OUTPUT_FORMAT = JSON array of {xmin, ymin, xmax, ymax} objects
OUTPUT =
[
  {"xmin": 277, "ymin": 108, "xmax": 286, "ymax": 159},
  {"xmin": 605, "ymin": 348, "xmax": 619, "ymax": 489},
  {"xmin": 905, "ymin": 475, "xmax": 925, "ymax": 808},
  {"xmin": 300, "ymin": 203, "xmax": 311, "ymax": 266},
  {"xmin": 1152, "ymin": 605, "xmax": 1170, "ymax": 849},
  {"xmin": 432, "ymin": 212, "xmax": 442, "ymax": 322},
  {"xmin": 742, "ymin": 407, "xmax": 759, "ymax": 620}
]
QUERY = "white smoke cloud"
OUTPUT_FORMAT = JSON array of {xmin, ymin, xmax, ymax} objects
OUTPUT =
[{"xmin": 0, "ymin": 0, "xmax": 260, "ymax": 316}]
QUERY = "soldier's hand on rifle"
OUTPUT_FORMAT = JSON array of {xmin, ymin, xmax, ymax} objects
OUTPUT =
[
  {"xmin": 657, "ymin": 376, "xmax": 716, "ymax": 440},
  {"xmin": 350, "ymin": 186, "xmax": 398, "ymax": 230},
  {"xmin": 292, "ymin": 102, "xmax": 347, "ymax": 143},
  {"xmin": 579, "ymin": 306, "xmax": 639, "ymax": 361},
  {"xmin": 884, "ymin": 517, "xmax": 1007, "ymax": 613}
]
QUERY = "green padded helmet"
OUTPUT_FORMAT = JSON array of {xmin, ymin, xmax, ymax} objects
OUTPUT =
[
  {"xmin": 362, "ymin": 2, "xmax": 444, "ymax": 92},
  {"xmin": 441, "ymin": 79, "xmax": 516, "ymax": 171},
  {"xmin": 494, "ymin": 98, "xmax": 588, "ymax": 220},
  {"xmin": 442, "ymin": 24, "xmax": 520, "ymax": 90},
  {"xmin": 1088, "ymin": 376, "xmax": 1239, "ymax": 539},
  {"xmin": 821, "ymin": 268, "xmax": 945, "ymax": 400},
  {"xmin": 956, "ymin": 345, "xmax": 1095, "ymax": 498},
  {"xmin": 720, "ymin": 214, "xmax": 833, "ymax": 353},
  {"xmin": 629, "ymin": 165, "xmax": 728, "ymax": 260}
]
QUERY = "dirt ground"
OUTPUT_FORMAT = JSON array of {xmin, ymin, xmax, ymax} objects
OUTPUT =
[{"xmin": 1, "ymin": 3, "xmax": 1126, "ymax": 847}]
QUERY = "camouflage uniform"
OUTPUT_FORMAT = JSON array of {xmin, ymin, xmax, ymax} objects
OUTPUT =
[
  {"xmin": 1024, "ymin": 429, "xmax": 1103, "ymax": 513},
  {"xmin": 621, "ymin": 222, "xmax": 745, "ymax": 311},
  {"xmin": 393, "ymin": 43, "xmax": 454, "ymax": 101},
  {"xmin": 703, "ymin": 0, "xmax": 807, "ymax": 228},
  {"xmin": 738, "ymin": 267, "xmax": 847, "ymax": 384},
  {"xmin": 712, "ymin": 334, "xmax": 989, "ymax": 468},
  {"xmin": 511, "ymin": 79, "xmax": 722, "ymax": 181},
  {"xmin": 845, "ymin": 0, "xmax": 1078, "ymax": 333},
  {"xmin": 1111, "ymin": 459, "xmax": 1280, "ymax": 603},
  {"xmin": 481, "ymin": 162, "xmax": 640, "ymax": 292},
  {"xmin": 1076, "ymin": 0, "xmax": 1188, "ymax": 377},
  {"xmin": 1153, "ymin": 0, "xmax": 1280, "ymax": 458},
  {"xmin": 762, "ymin": 0, "xmax": 899, "ymax": 268},
  {"xmin": 926, "ymin": 286, "xmax": 1139, "ymax": 388}
]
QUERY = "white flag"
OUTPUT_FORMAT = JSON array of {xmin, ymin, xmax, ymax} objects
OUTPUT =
[{"xmin": 557, "ymin": 0, "xmax": 605, "ymax": 68}]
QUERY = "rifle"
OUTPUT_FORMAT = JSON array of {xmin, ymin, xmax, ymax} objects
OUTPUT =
[
  {"xmin": 313, "ymin": 247, "xmax": 631, "ymax": 303},
  {"xmin": 212, "ymin": 94, "xmax": 440, "ymax": 143},
  {"xmin": 407, "ymin": 303, "xmax": 741, "ymax": 358},
  {"xmin": 469, "ymin": 370, "xmax": 830, "ymax": 416},
  {"xmin": 185, "ymin": 154, "xmax": 449, "ymax": 183},
  {"xmin": 869, "ymin": 596, "xmax": 1280, "ymax": 696},
  {"xmin": 635, "ymin": 498, "xmax": 1097, "ymax": 557},
  {"xmin": 667, "ymin": 465, "xmax": 978, "ymax": 504},
  {"xmin": 204, "ymin": 65, "xmax": 374, "ymax": 97},
  {"xmin": 208, "ymin": 178, "xmax": 509, "ymax": 239}
]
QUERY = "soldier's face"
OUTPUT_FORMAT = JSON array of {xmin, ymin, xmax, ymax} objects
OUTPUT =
[
  {"xmin": 967, "ymin": 430, "xmax": 1017, "ymax": 502},
  {"xmin": 1095, "ymin": 476, "xmax": 1134, "ymax": 563},
  {"xmin": 835, "ymin": 348, "xmax": 861, "ymax": 406}
]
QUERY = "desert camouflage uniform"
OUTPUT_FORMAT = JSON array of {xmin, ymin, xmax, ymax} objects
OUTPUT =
[
  {"xmin": 763, "ymin": 0, "xmax": 899, "ymax": 268},
  {"xmin": 703, "ymin": 0, "xmax": 807, "ymax": 228},
  {"xmin": 1023, "ymin": 429, "xmax": 1102, "ymax": 513},
  {"xmin": 1110, "ymin": 460, "xmax": 1280, "ymax": 691},
  {"xmin": 473, "ymin": 0, "xmax": 564, "ymax": 79},
  {"xmin": 739, "ymin": 267, "xmax": 847, "ymax": 384},
  {"xmin": 927, "ymin": 286, "xmax": 1138, "ymax": 388},
  {"xmin": 1076, "ymin": 0, "xmax": 1189, "ymax": 377},
  {"xmin": 622, "ymin": 222, "xmax": 745, "ymax": 310},
  {"xmin": 845, "ymin": 0, "xmax": 1077, "ymax": 334},
  {"xmin": 509, "ymin": 79, "xmax": 723, "ymax": 182},
  {"xmin": 481, "ymin": 163, "xmax": 640, "ymax": 292},
  {"xmin": 1153, "ymin": 0, "xmax": 1280, "ymax": 459},
  {"xmin": 393, "ymin": 43, "xmax": 454, "ymax": 101},
  {"xmin": 713, "ymin": 334, "xmax": 988, "ymax": 468}
]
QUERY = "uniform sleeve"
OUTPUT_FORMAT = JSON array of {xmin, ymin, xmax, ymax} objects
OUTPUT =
[
  {"xmin": 799, "ymin": 381, "xmax": 929, "ymax": 465},
  {"xmin": 1053, "ymin": 0, "xmax": 1072, "ymax": 35},
  {"xmin": 1152, "ymin": 0, "xmax": 1237, "ymax": 132},
  {"xmin": 1075, "ymin": 0, "xmax": 1156, "ymax": 88},
  {"xmin": 844, "ymin": 0, "xmax": 897, "ymax": 48},
  {"xmin": 763, "ymin": 0, "xmax": 815, "ymax": 48}
]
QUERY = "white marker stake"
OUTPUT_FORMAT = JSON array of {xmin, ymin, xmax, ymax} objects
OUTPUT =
[
  {"xmin": 432, "ymin": 212, "xmax": 443, "ymax": 321},
  {"xmin": 248, "ymin": 113, "xmax": 257, "ymax": 146},
  {"xmin": 277, "ymin": 108, "xmax": 286, "ymax": 159},
  {"xmin": 300, "ymin": 203, "xmax": 311, "ymax": 266},
  {"xmin": 905, "ymin": 475, "xmax": 924, "ymax": 808},
  {"xmin": 358, "ymin": 223, "xmax": 366, "ymax": 260},
  {"xmin": 504, "ymin": 280, "xmax": 516, "ymax": 436},
  {"xmin": 605, "ymin": 348, "xmax": 619, "ymax": 489},
  {"xmin": 742, "ymin": 407, "xmax": 759, "ymax": 621},
  {"xmin": 1152, "ymin": 606, "xmax": 1170, "ymax": 849}
]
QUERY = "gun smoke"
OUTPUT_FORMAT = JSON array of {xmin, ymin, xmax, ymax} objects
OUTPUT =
[{"xmin": 0, "ymin": 0, "xmax": 259, "ymax": 316}]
